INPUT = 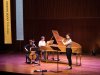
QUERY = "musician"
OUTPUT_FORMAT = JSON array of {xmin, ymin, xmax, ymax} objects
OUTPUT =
[
  {"xmin": 62, "ymin": 34, "xmax": 72, "ymax": 69},
  {"xmin": 38, "ymin": 36, "xmax": 46, "ymax": 60},
  {"xmin": 24, "ymin": 40, "xmax": 33, "ymax": 63},
  {"xmin": 24, "ymin": 39, "xmax": 39, "ymax": 64},
  {"xmin": 31, "ymin": 39, "xmax": 40, "ymax": 63}
]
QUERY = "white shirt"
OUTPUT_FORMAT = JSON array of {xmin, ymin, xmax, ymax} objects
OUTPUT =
[
  {"xmin": 38, "ymin": 40, "xmax": 46, "ymax": 47},
  {"xmin": 62, "ymin": 39, "xmax": 72, "ymax": 48}
]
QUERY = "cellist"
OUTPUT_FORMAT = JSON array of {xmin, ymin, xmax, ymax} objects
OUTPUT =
[{"xmin": 24, "ymin": 40, "xmax": 33, "ymax": 63}]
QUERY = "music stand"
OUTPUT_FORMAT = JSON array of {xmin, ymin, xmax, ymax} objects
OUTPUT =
[{"xmin": 50, "ymin": 46, "xmax": 62, "ymax": 73}]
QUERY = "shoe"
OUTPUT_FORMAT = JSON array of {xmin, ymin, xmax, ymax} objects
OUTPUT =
[
  {"xmin": 34, "ymin": 61, "xmax": 39, "ymax": 64},
  {"xmin": 54, "ymin": 58, "xmax": 60, "ymax": 61},
  {"xmin": 67, "ymin": 66, "xmax": 72, "ymax": 70}
]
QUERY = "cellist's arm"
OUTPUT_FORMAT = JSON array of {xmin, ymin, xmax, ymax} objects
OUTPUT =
[
  {"xmin": 25, "ymin": 48, "xmax": 28, "ymax": 51},
  {"xmin": 24, "ymin": 45, "xmax": 28, "ymax": 51}
]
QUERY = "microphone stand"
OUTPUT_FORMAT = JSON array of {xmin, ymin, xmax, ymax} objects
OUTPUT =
[
  {"xmin": 50, "ymin": 46, "xmax": 62, "ymax": 73},
  {"xmin": 33, "ymin": 48, "xmax": 47, "ymax": 75}
]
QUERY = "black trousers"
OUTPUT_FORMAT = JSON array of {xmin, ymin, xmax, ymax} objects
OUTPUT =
[
  {"xmin": 66, "ymin": 48, "xmax": 72, "ymax": 66},
  {"xmin": 26, "ymin": 53, "xmax": 31, "ymax": 63}
]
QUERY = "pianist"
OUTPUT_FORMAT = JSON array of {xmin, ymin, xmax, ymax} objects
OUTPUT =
[
  {"xmin": 38, "ymin": 36, "xmax": 46, "ymax": 60},
  {"xmin": 62, "ymin": 34, "xmax": 72, "ymax": 69}
]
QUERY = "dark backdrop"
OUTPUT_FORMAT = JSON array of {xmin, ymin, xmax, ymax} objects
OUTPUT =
[{"xmin": 0, "ymin": 0, "xmax": 100, "ymax": 54}]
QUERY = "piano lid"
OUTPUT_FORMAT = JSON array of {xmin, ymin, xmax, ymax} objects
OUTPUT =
[{"xmin": 52, "ymin": 30, "xmax": 65, "ymax": 46}]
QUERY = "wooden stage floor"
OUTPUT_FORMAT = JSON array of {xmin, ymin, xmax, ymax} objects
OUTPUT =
[{"xmin": 0, "ymin": 53, "xmax": 100, "ymax": 75}]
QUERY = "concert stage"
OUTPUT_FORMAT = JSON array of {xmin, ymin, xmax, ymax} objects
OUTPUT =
[{"xmin": 0, "ymin": 53, "xmax": 100, "ymax": 75}]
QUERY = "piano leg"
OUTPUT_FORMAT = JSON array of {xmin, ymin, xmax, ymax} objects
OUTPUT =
[
  {"xmin": 76, "ymin": 53, "xmax": 82, "ymax": 66},
  {"xmin": 76, "ymin": 54, "xmax": 78, "ymax": 65},
  {"xmin": 45, "ymin": 51, "xmax": 47, "ymax": 63},
  {"xmin": 80, "ymin": 54, "xmax": 82, "ymax": 66}
]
